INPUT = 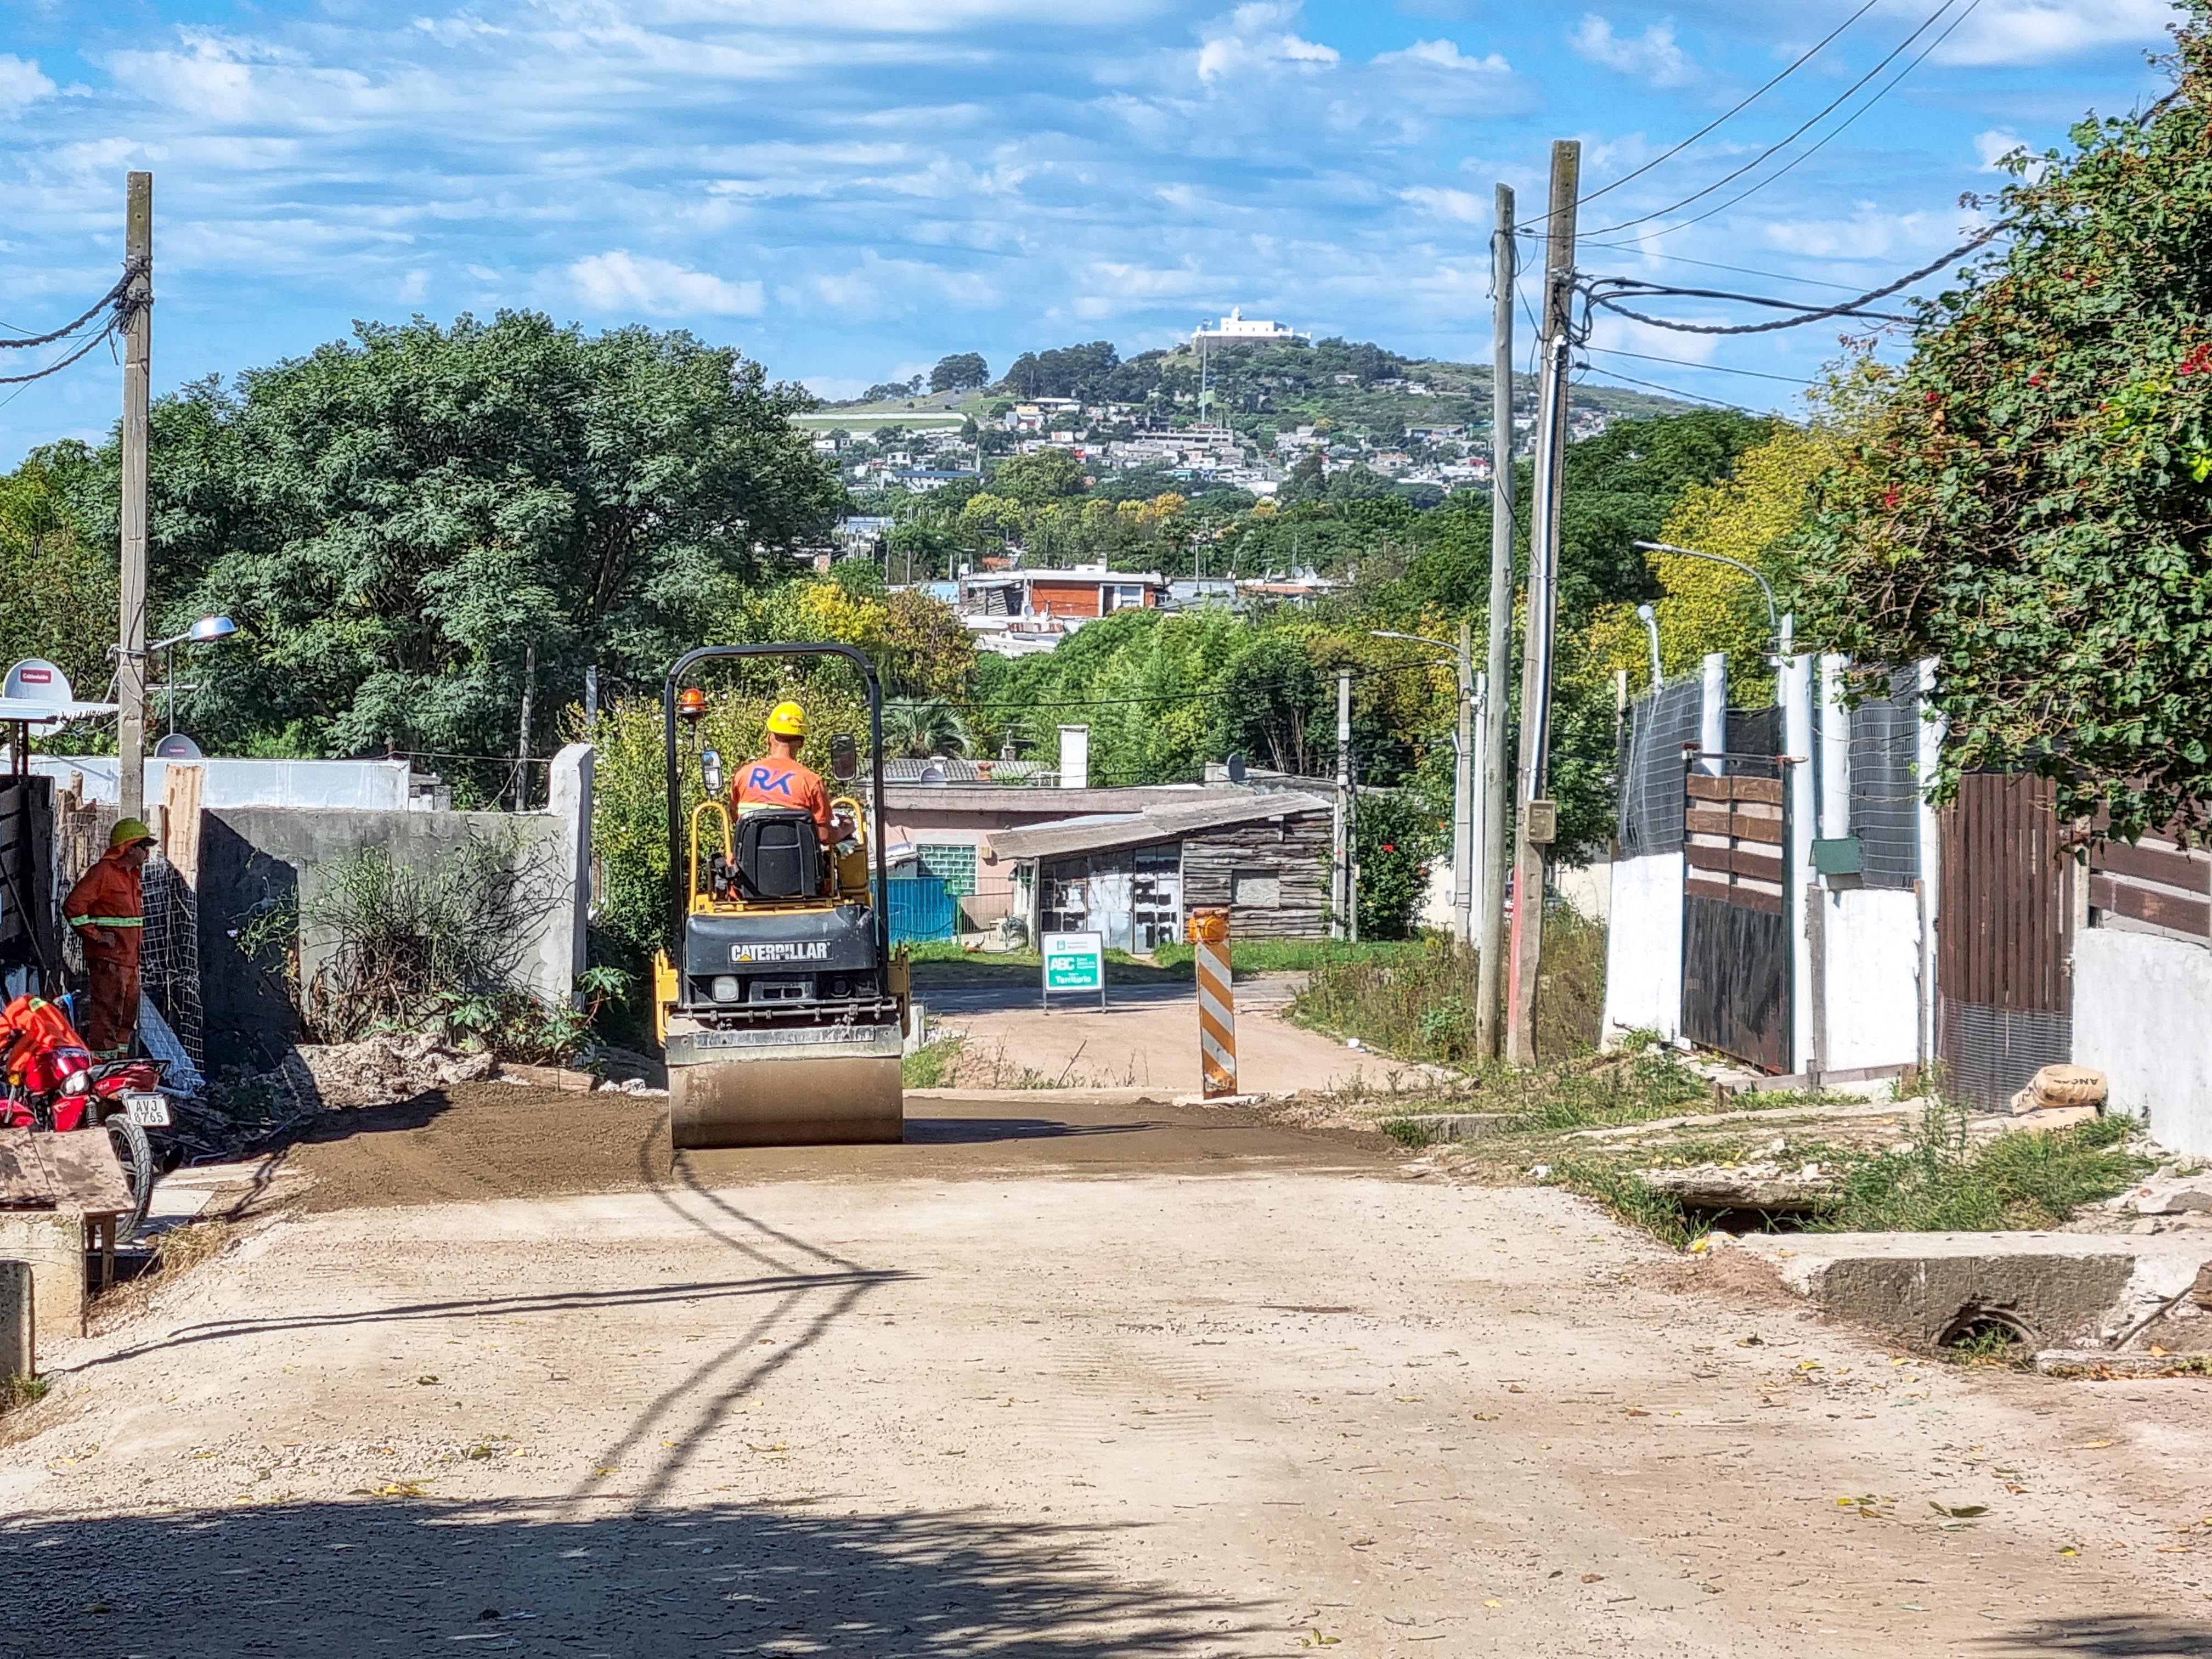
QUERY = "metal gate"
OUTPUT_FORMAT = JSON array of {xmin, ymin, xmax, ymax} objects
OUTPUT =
[
  {"xmin": 1938, "ymin": 772, "xmax": 2073, "ymax": 1108},
  {"xmin": 1681, "ymin": 757, "xmax": 1792, "ymax": 1073}
]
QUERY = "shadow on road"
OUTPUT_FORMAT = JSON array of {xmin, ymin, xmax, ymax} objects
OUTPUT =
[
  {"xmin": 1977, "ymin": 1617, "xmax": 2212, "ymax": 1657},
  {"xmin": 901, "ymin": 1116, "xmax": 1159, "ymax": 1144},
  {"xmin": 1, "ymin": 1498, "xmax": 1258, "ymax": 1658}
]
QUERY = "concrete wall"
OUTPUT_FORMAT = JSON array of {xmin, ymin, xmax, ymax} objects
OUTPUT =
[
  {"xmin": 34, "ymin": 755, "xmax": 413, "ymax": 810},
  {"xmin": 2074, "ymin": 926, "xmax": 2212, "ymax": 1159},
  {"xmin": 1604, "ymin": 851, "xmax": 1683, "ymax": 1042},
  {"xmin": 196, "ymin": 743, "xmax": 591, "ymax": 1070},
  {"xmin": 1821, "ymin": 886, "xmax": 1923, "ymax": 1071}
]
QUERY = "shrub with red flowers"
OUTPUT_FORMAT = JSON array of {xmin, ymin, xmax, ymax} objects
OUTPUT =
[{"xmin": 1791, "ymin": 3, "xmax": 2212, "ymax": 839}]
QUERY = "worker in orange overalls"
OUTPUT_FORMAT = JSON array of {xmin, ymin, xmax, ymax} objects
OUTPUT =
[
  {"xmin": 732, "ymin": 702, "xmax": 849, "ymax": 845},
  {"xmin": 63, "ymin": 817, "xmax": 155, "ymax": 1058}
]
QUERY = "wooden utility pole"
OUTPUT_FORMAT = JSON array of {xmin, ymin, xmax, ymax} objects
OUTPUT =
[
  {"xmin": 1476, "ymin": 182, "xmax": 1516, "ymax": 1059},
  {"xmin": 1506, "ymin": 140, "xmax": 1579, "ymax": 1066},
  {"xmin": 117, "ymin": 172, "xmax": 153, "ymax": 825},
  {"xmin": 1453, "ymin": 617, "xmax": 1474, "ymax": 947},
  {"xmin": 516, "ymin": 641, "xmax": 536, "ymax": 810},
  {"xmin": 1330, "ymin": 669, "xmax": 1352, "ymax": 940}
]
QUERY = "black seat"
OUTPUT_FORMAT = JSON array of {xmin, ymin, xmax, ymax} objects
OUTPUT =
[{"xmin": 735, "ymin": 809, "xmax": 820, "ymax": 899}]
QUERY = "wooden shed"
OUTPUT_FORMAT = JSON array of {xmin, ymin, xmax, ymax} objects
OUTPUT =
[{"xmin": 985, "ymin": 790, "xmax": 1333, "ymax": 950}]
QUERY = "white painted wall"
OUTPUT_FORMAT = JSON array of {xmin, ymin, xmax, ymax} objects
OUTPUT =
[
  {"xmin": 1821, "ymin": 886, "xmax": 1922, "ymax": 1071},
  {"xmin": 2074, "ymin": 927, "xmax": 2212, "ymax": 1160},
  {"xmin": 34, "ymin": 754, "xmax": 413, "ymax": 810},
  {"xmin": 1604, "ymin": 851, "xmax": 1683, "ymax": 1042}
]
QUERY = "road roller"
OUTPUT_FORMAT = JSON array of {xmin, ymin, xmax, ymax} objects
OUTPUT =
[{"xmin": 653, "ymin": 643, "xmax": 909, "ymax": 1148}]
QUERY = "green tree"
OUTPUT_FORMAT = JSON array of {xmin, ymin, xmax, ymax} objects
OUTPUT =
[
  {"xmin": 0, "ymin": 445, "xmax": 120, "ymax": 700},
  {"xmin": 929, "ymin": 353, "xmax": 990, "ymax": 393},
  {"xmin": 1793, "ymin": 4, "xmax": 2212, "ymax": 837},
  {"xmin": 60, "ymin": 312, "xmax": 839, "ymax": 766},
  {"xmin": 991, "ymin": 449, "xmax": 1088, "ymax": 508}
]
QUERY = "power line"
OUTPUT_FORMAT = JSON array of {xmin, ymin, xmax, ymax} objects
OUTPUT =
[
  {"xmin": 1644, "ymin": 0, "xmax": 1985, "ymax": 241},
  {"xmin": 1583, "ymin": 223, "xmax": 2010, "ymax": 336},
  {"xmin": 1580, "ymin": 346, "xmax": 1818, "ymax": 386},
  {"xmin": 0, "ymin": 259, "xmax": 142, "ymax": 351},
  {"xmin": 1572, "ymin": 364, "xmax": 1757, "ymax": 412},
  {"xmin": 1522, "ymin": 0, "xmax": 1886, "ymax": 229},
  {"xmin": 1571, "ymin": 240, "xmax": 1872, "ymax": 296},
  {"xmin": 1584, "ymin": 0, "xmax": 1971, "ymax": 239}
]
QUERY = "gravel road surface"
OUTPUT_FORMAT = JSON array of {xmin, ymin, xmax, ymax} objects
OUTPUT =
[{"xmin": 4, "ymin": 1087, "xmax": 2209, "ymax": 1657}]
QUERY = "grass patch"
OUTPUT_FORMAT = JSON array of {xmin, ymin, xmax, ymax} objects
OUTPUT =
[
  {"xmin": 900, "ymin": 1036, "xmax": 966, "ymax": 1090},
  {"xmin": 151, "ymin": 1218, "xmax": 235, "ymax": 1277},
  {"xmin": 1, "ymin": 1373, "xmax": 47, "ymax": 1414},
  {"xmin": 1379, "ymin": 1117, "xmax": 1440, "ymax": 1149},
  {"xmin": 1153, "ymin": 938, "xmax": 1426, "ymax": 976},
  {"xmin": 1814, "ymin": 1104, "xmax": 2153, "ymax": 1233},
  {"xmin": 1548, "ymin": 1160, "xmax": 1705, "ymax": 1250},
  {"xmin": 1286, "ymin": 911, "xmax": 1605, "ymax": 1068}
]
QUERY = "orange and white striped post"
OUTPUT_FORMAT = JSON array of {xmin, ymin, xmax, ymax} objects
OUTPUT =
[{"xmin": 1188, "ymin": 907, "xmax": 1237, "ymax": 1098}]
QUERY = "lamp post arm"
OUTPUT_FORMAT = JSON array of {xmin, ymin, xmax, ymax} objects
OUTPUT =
[{"xmin": 1633, "ymin": 540, "xmax": 1779, "ymax": 641}]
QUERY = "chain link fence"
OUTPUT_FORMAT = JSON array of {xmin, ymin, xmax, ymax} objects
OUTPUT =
[{"xmin": 1849, "ymin": 668, "xmax": 1925, "ymax": 890}]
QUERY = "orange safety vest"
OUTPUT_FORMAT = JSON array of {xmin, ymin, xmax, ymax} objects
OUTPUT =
[
  {"xmin": 731, "ymin": 757, "xmax": 833, "ymax": 840},
  {"xmin": 64, "ymin": 848, "xmax": 144, "ymax": 966}
]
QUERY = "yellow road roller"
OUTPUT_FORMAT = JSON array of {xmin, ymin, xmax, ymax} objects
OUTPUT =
[{"xmin": 653, "ymin": 644, "xmax": 908, "ymax": 1148}]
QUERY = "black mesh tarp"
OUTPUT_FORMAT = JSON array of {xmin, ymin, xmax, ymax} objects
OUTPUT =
[
  {"xmin": 1849, "ymin": 668, "xmax": 1925, "ymax": 890},
  {"xmin": 1616, "ymin": 679, "xmax": 1705, "ymax": 857}
]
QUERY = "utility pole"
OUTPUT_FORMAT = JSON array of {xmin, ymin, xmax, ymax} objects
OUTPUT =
[
  {"xmin": 1476, "ymin": 182, "xmax": 1516, "ymax": 1059},
  {"xmin": 516, "ymin": 641, "xmax": 535, "ymax": 811},
  {"xmin": 1453, "ymin": 618, "xmax": 1475, "ymax": 946},
  {"xmin": 117, "ymin": 172, "xmax": 153, "ymax": 825},
  {"xmin": 1330, "ymin": 669, "xmax": 1351, "ymax": 941},
  {"xmin": 1506, "ymin": 140, "xmax": 1579, "ymax": 1066}
]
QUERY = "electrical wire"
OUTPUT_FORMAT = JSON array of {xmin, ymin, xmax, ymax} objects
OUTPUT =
[
  {"xmin": 0, "ymin": 259, "xmax": 142, "ymax": 351},
  {"xmin": 1584, "ymin": 0, "xmax": 1971, "ymax": 239},
  {"xmin": 1579, "ymin": 346, "xmax": 1818, "ymax": 386},
  {"xmin": 1641, "ymin": 0, "xmax": 1987, "ymax": 241},
  {"xmin": 1571, "ymin": 240, "xmax": 1872, "ymax": 296},
  {"xmin": 1572, "ymin": 363, "xmax": 1755, "ymax": 411},
  {"xmin": 0, "ymin": 323, "xmax": 126, "ymax": 388},
  {"xmin": 1583, "ymin": 222, "xmax": 2010, "ymax": 336},
  {"xmin": 1520, "ymin": 0, "xmax": 1887, "ymax": 229}
]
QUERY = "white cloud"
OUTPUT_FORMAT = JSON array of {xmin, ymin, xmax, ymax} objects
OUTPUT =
[
  {"xmin": 1929, "ymin": 0, "xmax": 2169, "ymax": 67},
  {"xmin": 1370, "ymin": 37, "xmax": 1516, "ymax": 115},
  {"xmin": 568, "ymin": 251, "xmax": 765, "ymax": 317},
  {"xmin": 0, "ymin": 55, "xmax": 54, "ymax": 114},
  {"xmin": 1196, "ymin": 3, "xmax": 1340, "ymax": 85},
  {"xmin": 1398, "ymin": 184, "xmax": 1487, "ymax": 223},
  {"xmin": 1568, "ymin": 15, "xmax": 1693, "ymax": 87},
  {"xmin": 1974, "ymin": 127, "xmax": 2023, "ymax": 170}
]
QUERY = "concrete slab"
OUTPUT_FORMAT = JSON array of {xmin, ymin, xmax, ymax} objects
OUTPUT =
[
  {"xmin": 0, "ymin": 1210, "xmax": 86, "ymax": 1344},
  {"xmin": 1729, "ymin": 1230, "xmax": 2212, "ymax": 1348},
  {"xmin": 0, "ymin": 1259, "xmax": 30, "ymax": 1378}
]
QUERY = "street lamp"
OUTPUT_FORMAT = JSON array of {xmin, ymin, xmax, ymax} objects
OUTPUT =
[
  {"xmin": 1634, "ymin": 603, "xmax": 1663, "ymax": 689},
  {"xmin": 1633, "ymin": 541, "xmax": 1793, "ymax": 703},
  {"xmin": 146, "ymin": 614, "xmax": 236, "ymax": 740},
  {"xmin": 1370, "ymin": 627, "xmax": 1481, "ymax": 947}
]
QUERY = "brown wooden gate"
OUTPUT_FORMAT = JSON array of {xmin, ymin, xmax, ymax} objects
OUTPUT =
[
  {"xmin": 1938, "ymin": 773, "xmax": 2073, "ymax": 1109},
  {"xmin": 1681, "ymin": 761, "xmax": 1792, "ymax": 1073}
]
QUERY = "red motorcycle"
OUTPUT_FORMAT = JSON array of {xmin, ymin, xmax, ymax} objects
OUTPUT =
[{"xmin": 0, "ymin": 994, "xmax": 166, "ymax": 1237}]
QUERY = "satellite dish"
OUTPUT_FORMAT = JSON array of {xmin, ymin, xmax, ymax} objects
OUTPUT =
[
  {"xmin": 3, "ymin": 659, "xmax": 70, "ymax": 702},
  {"xmin": 154, "ymin": 733, "xmax": 204, "ymax": 759}
]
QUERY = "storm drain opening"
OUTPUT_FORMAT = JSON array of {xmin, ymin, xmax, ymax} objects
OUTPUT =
[{"xmin": 1937, "ymin": 1305, "xmax": 2038, "ymax": 1363}]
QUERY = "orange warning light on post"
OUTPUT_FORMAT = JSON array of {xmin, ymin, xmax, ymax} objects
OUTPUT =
[{"xmin": 1186, "ymin": 909, "xmax": 1229, "ymax": 944}]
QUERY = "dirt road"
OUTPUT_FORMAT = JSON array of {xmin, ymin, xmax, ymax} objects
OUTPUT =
[{"xmin": 7, "ymin": 1087, "xmax": 2211, "ymax": 1657}]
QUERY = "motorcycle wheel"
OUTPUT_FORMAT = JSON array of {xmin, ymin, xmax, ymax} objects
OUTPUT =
[{"xmin": 103, "ymin": 1114, "xmax": 155, "ymax": 1241}]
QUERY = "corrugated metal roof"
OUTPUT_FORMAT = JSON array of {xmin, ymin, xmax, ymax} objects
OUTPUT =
[{"xmin": 985, "ymin": 790, "xmax": 1331, "ymax": 862}]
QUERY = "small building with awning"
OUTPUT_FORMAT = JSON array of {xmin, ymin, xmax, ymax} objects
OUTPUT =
[{"xmin": 984, "ymin": 790, "xmax": 1333, "ymax": 952}]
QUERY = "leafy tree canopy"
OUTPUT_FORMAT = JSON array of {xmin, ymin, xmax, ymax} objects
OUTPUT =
[
  {"xmin": 929, "ymin": 352, "xmax": 991, "ymax": 393},
  {"xmin": 58, "ymin": 311, "xmax": 839, "ymax": 766},
  {"xmin": 1792, "ymin": 4, "xmax": 2212, "ymax": 839},
  {"xmin": 991, "ymin": 449, "xmax": 1089, "ymax": 506}
]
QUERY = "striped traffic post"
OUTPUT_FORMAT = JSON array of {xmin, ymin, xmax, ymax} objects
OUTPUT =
[{"xmin": 1189, "ymin": 907, "xmax": 1237, "ymax": 1098}]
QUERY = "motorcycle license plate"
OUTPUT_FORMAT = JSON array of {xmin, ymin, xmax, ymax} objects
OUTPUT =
[{"xmin": 123, "ymin": 1092, "xmax": 171, "ymax": 1128}]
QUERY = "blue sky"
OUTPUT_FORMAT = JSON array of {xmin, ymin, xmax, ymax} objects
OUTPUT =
[{"xmin": 0, "ymin": 0, "xmax": 2178, "ymax": 462}]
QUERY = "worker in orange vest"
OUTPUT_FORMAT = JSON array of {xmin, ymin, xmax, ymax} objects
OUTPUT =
[
  {"xmin": 64, "ymin": 817, "xmax": 154, "ymax": 1058},
  {"xmin": 732, "ymin": 702, "xmax": 850, "ymax": 845}
]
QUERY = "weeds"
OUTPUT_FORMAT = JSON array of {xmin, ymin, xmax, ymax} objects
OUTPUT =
[
  {"xmin": 901, "ymin": 1036, "xmax": 966, "ymax": 1090},
  {"xmin": 1, "ymin": 1373, "xmax": 47, "ymax": 1414},
  {"xmin": 1547, "ymin": 1160, "xmax": 1703, "ymax": 1250},
  {"xmin": 1287, "ymin": 910, "xmax": 1605, "ymax": 1066},
  {"xmin": 1813, "ymin": 1102, "xmax": 2153, "ymax": 1233},
  {"xmin": 151, "ymin": 1219, "xmax": 234, "ymax": 1277},
  {"xmin": 1380, "ymin": 1117, "xmax": 1439, "ymax": 1150}
]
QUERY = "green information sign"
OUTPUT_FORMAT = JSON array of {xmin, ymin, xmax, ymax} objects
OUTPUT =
[{"xmin": 1041, "ymin": 930, "xmax": 1106, "ymax": 1007}]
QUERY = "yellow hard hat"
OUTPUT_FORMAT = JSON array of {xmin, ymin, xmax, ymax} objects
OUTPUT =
[
  {"xmin": 110, "ymin": 817, "xmax": 154, "ymax": 849},
  {"xmin": 766, "ymin": 701, "xmax": 808, "ymax": 738}
]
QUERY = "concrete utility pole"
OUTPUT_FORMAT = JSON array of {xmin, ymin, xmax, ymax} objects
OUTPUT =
[
  {"xmin": 1330, "ymin": 669, "xmax": 1352, "ymax": 941},
  {"xmin": 1477, "ymin": 183, "xmax": 1517, "ymax": 1059},
  {"xmin": 516, "ymin": 641, "xmax": 536, "ymax": 811},
  {"xmin": 1506, "ymin": 139, "xmax": 1579, "ymax": 1066},
  {"xmin": 1454, "ymin": 617, "xmax": 1475, "ymax": 946},
  {"xmin": 117, "ymin": 172, "xmax": 153, "ymax": 824}
]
